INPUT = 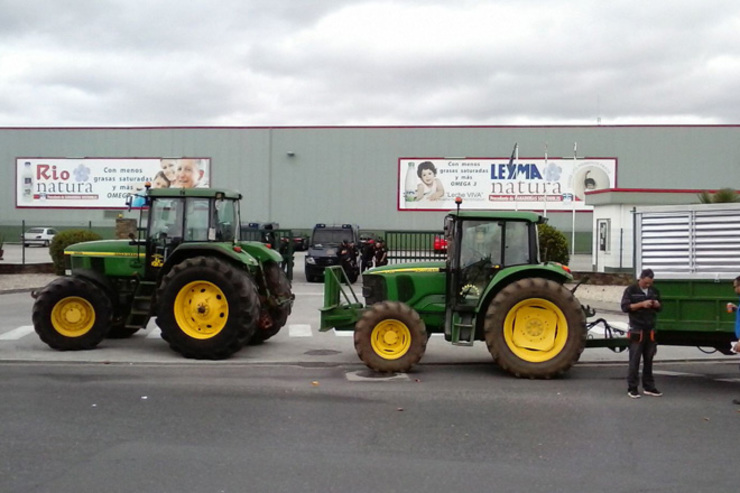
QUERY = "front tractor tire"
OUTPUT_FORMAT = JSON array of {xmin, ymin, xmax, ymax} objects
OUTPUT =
[
  {"xmin": 484, "ymin": 278, "xmax": 586, "ymax": 379},
  {"xmin": 354, "ymin": 301, "xmax": 428, "ymax": 373},
  {"xmin": 32, "ymin": 277, "xmax": 113, "ymax": 350},
  {"xmin": 156, "ymin": 256, "xmax": 260, "ymax": 359}
]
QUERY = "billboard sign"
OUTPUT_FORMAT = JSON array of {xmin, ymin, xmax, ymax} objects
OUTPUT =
[
  {"xmin": 398, "ymin": 157, "xmax": 617, "ymax": 211},
  {"xmin": 16, "ymin": 157, "xmax": 211, "ymax": 208}
]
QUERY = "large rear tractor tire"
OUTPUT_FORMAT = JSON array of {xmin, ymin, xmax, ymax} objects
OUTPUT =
[
  {"xmin": 354, "ymin": 301, "xmax": 427, "ymax": 373},
  {"xmin": 156, "ymin": 256, "xmax": 260, "ymax": 359},
  {"xmin": 32, "ymin": 277, "xmax": 113, "ymax": 350},
  {"xmin": 249, "ymin": 262, "xmax": 294, "ymax": 345},
  {"xmin": 484, "ymin": 278, "xmax": 586, "ymax": 378}
]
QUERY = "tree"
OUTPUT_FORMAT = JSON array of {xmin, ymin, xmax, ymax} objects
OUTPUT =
[
  {"xmin": 49, "ymin": 230, "xmax": 103, "ymax": 275},
  {"xmin": 538, "ymin": 223, "xmax": 569, "ymax": 265},
  {"xmin": 697, "ymin": 188, "xmax": 740, "ymax": 203}
]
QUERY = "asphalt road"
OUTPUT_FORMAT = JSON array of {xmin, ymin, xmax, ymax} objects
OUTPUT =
[
  {"xmin": 1, "ymin": 361, "xmax": 739, "ymax": 493},
  {"xmin": 2, "ymin": 248, "xmax": 740, "ymax": 492}
]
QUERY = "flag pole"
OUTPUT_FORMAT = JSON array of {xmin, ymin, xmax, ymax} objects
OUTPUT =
[
  {"xmin": 514, "ymin": 143, "xmax": 519, "ymax": 211},
  {"xmin": 571, "ymin": 142, "xmax": 577, "ymax": 257},
  {"xmin": 543, "ymin": 143, "xmax": 548, "ymax": 217}
]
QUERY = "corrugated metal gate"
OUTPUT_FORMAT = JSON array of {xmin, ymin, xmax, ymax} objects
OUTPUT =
[{"xmin": 635, "ymin": 205, "xmax": 740, "ymax": 279}]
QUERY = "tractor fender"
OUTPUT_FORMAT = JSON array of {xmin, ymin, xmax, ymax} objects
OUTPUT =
[
  {"xmin": 160, "ymin": 243, "xmax": 261, "ymax": 280},
  {"xmin": 237, "ymin": 241, "xmax": 283, "ymax": 264}
]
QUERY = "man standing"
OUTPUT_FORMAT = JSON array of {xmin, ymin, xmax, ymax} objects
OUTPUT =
[
  {"xmin": 725, "ymin": 276, "xmax": 740, "ymax": 405},
  {"xmin": 374, "ymin": 239, "xmax": 388, "ymax": 267},
  {"xmin": 621, "ymin": 268, "xmax": 663, "ymax": 399}
]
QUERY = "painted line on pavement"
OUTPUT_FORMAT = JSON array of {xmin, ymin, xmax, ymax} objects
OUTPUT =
[
  {"xmin": 0, "ymin": 325, "xmax": 34, "ymax": 340},
  {"xmin": 288, "ymin": 324, "xmax": 312, "ymax": 337}
]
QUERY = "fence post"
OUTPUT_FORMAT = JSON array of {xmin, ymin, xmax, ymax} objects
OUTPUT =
[{"xmin": 21, "ymin": 219, "xmax": 26, "ymax": 265}]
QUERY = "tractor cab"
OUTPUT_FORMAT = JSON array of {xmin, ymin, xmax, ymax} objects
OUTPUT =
[
  {"xmin": 443, "ymin": 210, "xmax": 544, "ymax": 343},
  {"xmin": 130, "ymin": 187, "xmax": 242, "ymax": 276}
]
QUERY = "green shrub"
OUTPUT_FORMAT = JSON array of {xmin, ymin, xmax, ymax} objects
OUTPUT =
[
  {"xmin": 538, "ymin": 223, "xmax": 569, "ymax": 265},
  {"xmin": 49, "ymin": 229, "xmax": 103, "ymax": 275}
]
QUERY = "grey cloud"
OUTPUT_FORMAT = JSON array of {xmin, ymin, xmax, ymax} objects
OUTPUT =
[{"xmin": 1, "ymin": 0, "xmax": 740, "ymax": 126}]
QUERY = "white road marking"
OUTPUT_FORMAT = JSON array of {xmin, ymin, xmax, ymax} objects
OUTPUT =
[
  {"xmin": 0, "ymin": 325, "xmax": 34, "ymax": 340},
  {"xmin": 288, "ymin": 324, "xmax": 312, "ymax": 337},
  {"xmin": 654, "ymin": 370, "xmax": 703, "ymax": 377}
]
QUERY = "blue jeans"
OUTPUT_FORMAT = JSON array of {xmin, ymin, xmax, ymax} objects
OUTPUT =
[{"xmin": 628, "ymin": 329, "xmax": 657, "ymax": 391}]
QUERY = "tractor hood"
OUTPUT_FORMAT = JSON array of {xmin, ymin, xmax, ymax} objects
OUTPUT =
[
  {"xmin": 64, "ymin": 239, "xmax": 141, "ymax": 257},
  {"xmin": 366, "ymin": 260, "xmax": 445, "ymax": 275}
]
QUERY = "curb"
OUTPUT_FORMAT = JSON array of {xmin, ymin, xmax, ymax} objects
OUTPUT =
[{"xmin": 0, "ymin": 288, "xmax": 41, "ymax": 295}]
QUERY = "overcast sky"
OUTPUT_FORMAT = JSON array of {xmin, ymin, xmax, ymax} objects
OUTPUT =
[{"xmin": 1, "ymin": 0, "xmax": 739, "ymax": 127}]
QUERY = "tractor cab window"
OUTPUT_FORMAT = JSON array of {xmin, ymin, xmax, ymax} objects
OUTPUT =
[
  {"xmin": 214, "ymin": 198, "xmax": 237, "ymax": 242},
  {"xmin": 149, "ymin": 198, "xmax": 184, "ymax": 240},
  {"xmin": 184, "ymin": 198, "xmax": 211, "ymax": 241},
  {"xmin": 503, "ymin": 221, "xmax": 531, "ymax": 265},
  {"xmin": 460, "ymin": 220, "xmax": 502, "ymax": 267},
  {"xmin": 456, "ymin": 220, "xmax": 503, "ymax": 297}
]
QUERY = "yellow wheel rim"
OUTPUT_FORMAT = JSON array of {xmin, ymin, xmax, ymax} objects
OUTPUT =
[
  {"xmin": 503, "ymin": 298, "xmax": 568, "ymax": 363},
  {"xmin": 174, "ymin": 281, "xmax": 229, "ymax": 339},
  {"xmin": 370, "ymin": 319, "xmax": 412, "ymax": 360},
  {"xmin": 51, "ymin": 296, "xmax": 96, "ymax": 337}
]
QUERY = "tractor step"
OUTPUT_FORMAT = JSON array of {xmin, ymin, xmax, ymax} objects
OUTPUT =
[
  {"xmin": 451, "ymin": 314, "xmax": 475, "ymax": 346},
  {"xmin": 124, "ymin": 280, "xmax": 157, "ymax": 329}
]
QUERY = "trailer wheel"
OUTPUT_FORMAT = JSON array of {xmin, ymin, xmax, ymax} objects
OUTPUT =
[
  {"xmin": 249, "ymin": 262, "xmax": 294, "ymax": 345},
  {"xmin": 32, "ymin": 277, "xmax": 113, "ymax": 350},
  {"xmin": 354, "ymin": 301, "xmax": 427, "ymax": 373},
  {"xmin": 156, "ymin": 256, "xmax": 259, "ymax": 359},
  {"xmin": 484, "ymin": 278, "xmax": 585, "ymax": 378}
]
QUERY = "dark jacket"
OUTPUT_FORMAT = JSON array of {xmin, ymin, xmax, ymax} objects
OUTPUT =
[{"xmin": 620, "ymin": 283, "xmax": 661, "ymax": 331}]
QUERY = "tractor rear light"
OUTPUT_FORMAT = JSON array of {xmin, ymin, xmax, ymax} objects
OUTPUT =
[{"xmin": 233, "ymin": 246, "xmax": 243, "ymax": 253}]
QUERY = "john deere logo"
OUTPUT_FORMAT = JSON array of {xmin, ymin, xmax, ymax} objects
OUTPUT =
[{"xmin": 151, "ymin": 254, "xmax": 164, "ymax": 268}]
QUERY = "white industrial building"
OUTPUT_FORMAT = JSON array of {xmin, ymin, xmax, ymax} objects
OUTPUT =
[{"xmin": 2, "ymin": 125, "xmax": 738, "ymax": 260}]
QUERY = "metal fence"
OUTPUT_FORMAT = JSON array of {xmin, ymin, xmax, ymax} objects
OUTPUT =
[{"xmin": 383, "ymin": 230, "xmax": 446, "ymax": 264}]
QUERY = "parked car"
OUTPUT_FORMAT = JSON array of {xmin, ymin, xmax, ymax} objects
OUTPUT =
[
  {"xmin": 292, "ymin": 233, "xmax": 309, "ymax": 251},
  {"xmin": 305, "ymin": 223, "xmax": 360, "ymax": 282},
  {"xmin": 23, "ymin": 227, "xmax": 57, "ymax": 247},
  {"xmin": 433, "ymin": 234, "xmax": 447, "ymax": 254}
]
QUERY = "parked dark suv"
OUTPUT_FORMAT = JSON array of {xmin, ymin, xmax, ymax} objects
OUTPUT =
[{"xmin": 304, "ymin": 223, "xmax": 359, "ymax": 282}]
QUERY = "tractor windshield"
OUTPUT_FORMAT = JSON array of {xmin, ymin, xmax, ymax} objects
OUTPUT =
[
  {"xmin": 149, "ymin": 198, "xmax": 185, "ymax": 240},
  {"xmin": 459, "ymin": 220, "xmax": 502, "ymax": 267}
]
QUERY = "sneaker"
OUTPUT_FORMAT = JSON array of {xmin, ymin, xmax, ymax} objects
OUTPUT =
[
  {"xmin": 644, "ymin": 388, "xmax": 663, "ymax": 397},
  {"xmin": 628, "ymin": 390, "xmax": 641, "ymax": 399}
]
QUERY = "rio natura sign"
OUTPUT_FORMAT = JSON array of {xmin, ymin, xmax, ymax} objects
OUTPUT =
[{"xmin": 16, "ymin": 157, "xmax": 211, "ymax": 209}]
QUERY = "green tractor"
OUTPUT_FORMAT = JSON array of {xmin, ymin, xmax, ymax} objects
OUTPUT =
[
  {"xmin": 320, "ymin": 204, "xmax": 586, "ymax": 378},
  {"xmin": 32, "ymin": 186, "xmax": 294, "ymax": 359}
]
